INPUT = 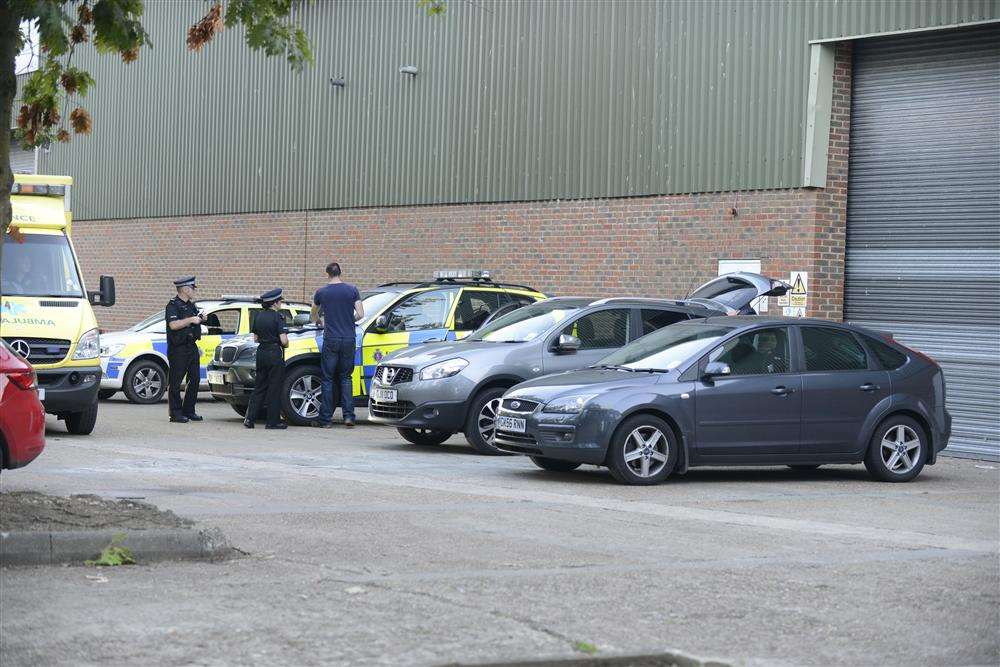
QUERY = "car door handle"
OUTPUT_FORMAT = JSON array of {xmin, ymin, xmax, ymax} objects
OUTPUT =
[
  {"xmin": 859, "ymin": 383, "xmax": 880, "ymax": 392},
  {"xmin": 771, "ymin": 386, "xmax": 795, "ymax": 396}
]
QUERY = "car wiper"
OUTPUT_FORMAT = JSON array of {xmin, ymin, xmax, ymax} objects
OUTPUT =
[
  {"xmin": 593, "ymin": 364, "xmax": 637, "ymax": 372},
  {"xmin": 634, "ymin": 368, "xmax": 672, "ymax": 373}
]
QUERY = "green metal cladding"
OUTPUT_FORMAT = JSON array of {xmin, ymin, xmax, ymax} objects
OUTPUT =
[{"xmin": 35, "ymin": 0, "xmax": 1000, "ymax": 220}]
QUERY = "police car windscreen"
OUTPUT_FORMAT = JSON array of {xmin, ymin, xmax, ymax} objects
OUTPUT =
[{"xmin": 1, "ymin": 233, "xmax": 84, "ymax": 298}]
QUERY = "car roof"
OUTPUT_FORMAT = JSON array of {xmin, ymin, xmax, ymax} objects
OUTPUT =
[
  {"xmin": 700, "ymin": 315, "xmax": 872, "ymax": 330},
  {"xmin": 195, "ymin": 299, "xmax": 310, "ymax": 307}
]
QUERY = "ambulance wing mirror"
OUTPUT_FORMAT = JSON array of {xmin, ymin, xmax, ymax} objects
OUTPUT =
[{"xmin": 88, "ymin": 275, "xmax": 116, "ymax": 307}]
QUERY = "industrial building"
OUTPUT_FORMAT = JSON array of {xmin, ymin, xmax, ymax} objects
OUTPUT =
[{"xmin": 10, "ymin": 1, "xmax": 999, "ymax": 457}]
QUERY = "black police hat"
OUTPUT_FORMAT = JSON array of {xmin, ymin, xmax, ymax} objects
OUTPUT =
[
  {"xmin": 261, "ymin": 288, "xmax": 283, "ymax": 304},
  {"xmin": 173, "ymin": 276, "xmax": 197, "ymax": 288}
]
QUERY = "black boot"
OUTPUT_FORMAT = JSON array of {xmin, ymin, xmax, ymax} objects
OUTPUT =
[{"xmin": 243, "ymin": 418, "xmax": 254, "ymax": 429}]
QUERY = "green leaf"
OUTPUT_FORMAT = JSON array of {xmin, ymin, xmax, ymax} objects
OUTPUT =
[{"xmin": 84, "ymin": 534, "xmax": 136, "ymax": 567}]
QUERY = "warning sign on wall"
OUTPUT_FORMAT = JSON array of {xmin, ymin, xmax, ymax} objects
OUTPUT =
[{"xmin": 788, "ymin": 271, "xmax": 808, "ymax": 308}]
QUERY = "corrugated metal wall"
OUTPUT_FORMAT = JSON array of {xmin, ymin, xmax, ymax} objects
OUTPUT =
[
  {"xmin": 845, "ymin": 24, "xmax": 1000, "ymax": 460},
  {"xmin": 38, "ymin": 0, "xmax": 1000, "ymax": 220}
]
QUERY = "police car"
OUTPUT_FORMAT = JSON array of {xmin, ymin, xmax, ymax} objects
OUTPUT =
[
  {"xmin": 98, "ymin": 296, "xmax": 310, "ymax": 404},
  {"xmin": 207, "ymin": 272, "xmax": 546, "ymax": 425}
]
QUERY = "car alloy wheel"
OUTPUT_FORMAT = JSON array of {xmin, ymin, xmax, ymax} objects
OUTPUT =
[
  {"xmin": 880, "ymin": 424, "xmax": 921, "ymax": 474},
  {"xmin": 132, "ymin": 367, "xmax": 163, "ymax": 400},
  {"xmin": 477, "ymin": 397, "xmax": 502, "ymax": 444},
  {"xmin": 622, "ymin": 425, "xmax": 669, "ymax": 478},
  {"xmin": 289, "ymin": 374, "xmax": 322, "ymax": 419}
]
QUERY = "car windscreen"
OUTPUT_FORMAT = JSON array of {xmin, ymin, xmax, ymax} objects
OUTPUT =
[
  {"xmin": 1, "ymin": 232, "xmax": 84, "ymax": 298},
  {"xmin": 129, "ymin": 311, "xmax": 166, "ymax": 332},
  {"xmin": 467, "ymin": 302, "xmax": 583, "ymax": 343},
  {"xmin": 358, "ymin": 290, "xmax": 400, "ymax": 326},
  {"xmin": 596, "ymin": 322, "xmax": 736, "ymax": 371}
]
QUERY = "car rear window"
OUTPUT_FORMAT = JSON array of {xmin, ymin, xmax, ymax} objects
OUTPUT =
[
  {"xmin": 801, "ymin": 327, "xmax": 869, "ymax": 372},
  {"xmin": 641, "ymin": 309, "xmax": 688, "ymax": 336},
  {"xmin": 860, "ymin": 334, "xmax": 908, "ymax": 370}
]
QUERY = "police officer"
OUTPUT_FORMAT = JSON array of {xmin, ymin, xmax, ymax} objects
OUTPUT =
[
  {"xmin": 244, "ymin": 288, "xmax": 289, "ymax": 429},
  {"xmin": 165, "ymin": 276, "xmax": 206, "ymax": 423}
]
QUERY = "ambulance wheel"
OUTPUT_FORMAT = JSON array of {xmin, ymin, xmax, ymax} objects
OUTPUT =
[
  {"xmin": 122, "ymin": 359, "xmax": 167, "ymax": 404},
  {"xmin": 65, "ymin": 402, "xmax": 98, "ymax": 435},
  {"xmin": 282, "ymin": 365, "xmax": 323, "ymax": 426},
  {"xmin": 98, "ymin": 390, "xmax": 117, "ymax": 400},
  {"xmin": 397, "ymin": 428, "xmax": 453, "ymax": 446}
]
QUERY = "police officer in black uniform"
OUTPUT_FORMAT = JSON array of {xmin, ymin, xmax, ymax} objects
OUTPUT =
[
  {"xmin": 244, "ymin": 288, "xmax": 289, "ymax": 430},
  {"xmin": 165, "ymin": 276, "xmax": 206, "ymax": 423}
]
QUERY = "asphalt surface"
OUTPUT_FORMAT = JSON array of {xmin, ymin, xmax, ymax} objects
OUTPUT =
[{"xmin": 1, "ymin": 398, "xmax": 998, "ymax": 666}]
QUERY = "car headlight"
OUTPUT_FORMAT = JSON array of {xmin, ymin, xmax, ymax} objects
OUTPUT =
[
  {"xmin": 419, "ymin": 358, "xmax": 468, "ymax": 381},
  {"xmin": 74, "ymin": 328, "xmax": 101, "ymax": 360},
  {"xmin": 99, "ymin": 342, "xmax": 125, "ymax": 358},
  {"xmin": 542, "ymin": 393, "xmax": 599, "ymax": 414}
]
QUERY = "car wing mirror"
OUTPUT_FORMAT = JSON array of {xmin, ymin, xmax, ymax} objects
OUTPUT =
[
  {"xmin": 553, "ymin": 334, "xmax": 582, "ymax": 354},
  {"xmin": 702, "ymin": 361, "xmax": 731, "ymax": 380},
  {"xmin": 292, "ymin": 313, "xmax": 311, "ymax": 326},
  {"xmin": 372, "ymin": 314, "xmax": 390, "ymax": 334}
]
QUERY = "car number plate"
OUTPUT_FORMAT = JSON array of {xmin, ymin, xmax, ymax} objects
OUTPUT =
[
  {"xmin": 207, "ymin": 370, "xmax": 227, "ymax": 385},
  {"xmin": 37, "ymin": 388, "xmax": 45, "ymax": 401},
  {"xmin": 497, "ymin": 415, "xmax": 526, "ymax": 433},
  {"xmin": 371, "ymin": 388, "xmax": 397, "ymax": 403}
]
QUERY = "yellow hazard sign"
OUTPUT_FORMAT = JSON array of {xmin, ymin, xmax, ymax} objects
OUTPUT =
[{"xmin": 789, "ymin": 271, "xmax": 808, "ymax": 308}]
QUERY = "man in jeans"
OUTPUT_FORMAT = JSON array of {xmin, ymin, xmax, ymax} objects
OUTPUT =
[{"xmin": 311, "ymin": 262, "xmax": 364, "ymax": 428}]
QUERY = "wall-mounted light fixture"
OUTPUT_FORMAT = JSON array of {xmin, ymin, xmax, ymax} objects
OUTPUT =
[
  {"xmin": 399, "ymin": 65, "xmax": 418, "ymax": 76},
  {"xmin": 330, "ymin": 77, "xmax": 346, "ymax": 88}
]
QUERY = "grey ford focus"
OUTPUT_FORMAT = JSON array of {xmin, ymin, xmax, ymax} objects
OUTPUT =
[{"xmin": 494, "ymin": 317, "xmax": 951, "ymax": 485}]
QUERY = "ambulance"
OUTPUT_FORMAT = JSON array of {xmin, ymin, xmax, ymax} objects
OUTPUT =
[
  {"xmin": 98, "ymin": 296, "xmax": 310, "ymax": 404},
  {"xmin": 1, "ymin": 175, "xmax": 116, "ymax": 434}
]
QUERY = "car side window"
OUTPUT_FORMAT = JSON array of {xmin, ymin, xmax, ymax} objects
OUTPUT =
[
  {"xmin": 708, "ymin": 327, "xmax": 790, "ymax": 376},
  {"xmin": 561, "ymin": 309, "xmax": 630, "ymax": 350},
  {"xmin": 454, "ymin": 290, "xmax": 502, "ymax": 331},
  {"xmin": 801, "ymin": 327, "xmax": 868, "ymax": 372},
  {"xmin": 383, "ymin": 288, "xmax": 459, "ymax": 332},
  {"xmin": 641, "ymin": 309, "xmax": 688, "ymax": 336},
  {"xmin": 859, "ymin": 334, "xmax": 908, "ymax": 370},
  {"xmin": 205, "ymin": 308, "xmax": 240, "ymax": 336}
]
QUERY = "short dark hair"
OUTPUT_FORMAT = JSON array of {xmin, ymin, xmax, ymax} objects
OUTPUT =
[{"xmin": 326, "ymin": 262, "xmax": 342, "ymax": 277}]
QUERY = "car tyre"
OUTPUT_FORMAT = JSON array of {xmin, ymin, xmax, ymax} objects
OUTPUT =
[
  {"xmin": 864, "ymin": 415, "xmax": 928, "ymax": 482},
  {"xmin": 65, "ymin": 401, "xmax": 98, "ymax": 435},
  {"xmin": 397, "ymin": 428, "xmax": 453, "ymax": 446},
  {"xmin": 98, "ymin": 389, "xmax": 117, "ymax": 400},
  {"xmin": 464, "ymin": 387, "xmax": 509, "ymax": 455},
  {"xmin": 529, "ymin": 456, "xmax": 581, "ymax": 472},
  {"xmin": 282, "ymin": 364, "xmax": 323, "ymax": 426},
  {"xmin": 122, "ymin": 359, "xmax": 167, "ymax": 404},
  {"xmin": 606, "ymin": 414, "xmax": 677, "ymax": 485}
]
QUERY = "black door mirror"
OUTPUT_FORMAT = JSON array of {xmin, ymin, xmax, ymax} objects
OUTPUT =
[
  {"xmin": 372, "ymin": 314, "xmax": 390, "ymax": 334},
  {"xmin": 702, "ymin": 361, "xmax": 732, "ymax": 381},
  {"xmin": 88, "ymin": 275, "xmax": 115, "ymax": 307},
  {"xmin": 553, "ymin": 334, "xmax": 582, "ymax": 354}
]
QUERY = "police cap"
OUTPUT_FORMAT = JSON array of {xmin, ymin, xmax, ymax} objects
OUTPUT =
[
  {"xmin": 173, "ymin": 276, "xmax": 197, "ymax": 288},
  {"xmin": 261, "ymin": 288, "xmax": 283, "ymax": 305}
]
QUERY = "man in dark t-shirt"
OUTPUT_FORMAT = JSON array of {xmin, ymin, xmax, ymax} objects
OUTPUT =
[{"xmin": 311, "ymin": 262, "xmax": 364, "ymax": 427}]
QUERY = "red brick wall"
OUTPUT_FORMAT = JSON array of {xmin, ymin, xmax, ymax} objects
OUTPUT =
[{"xmin": 73, "ymin": 46, "xmax": 852, "ymax": 331}]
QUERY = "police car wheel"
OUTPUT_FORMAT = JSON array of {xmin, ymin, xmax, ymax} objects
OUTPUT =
[
  {"xmin": 282, "ymin": 365, "xmax": 323, "ymax": 426},
  {"xmin": 122, "ymin": 359, "xmax": 167, "ymax": 404},
  {"xmin": 397, "ymin": 428, "xmax": 453, "ymax": 446},
  {"xmin": 464, "ymin": 387, "xmax": 512, "ymax": 456}
]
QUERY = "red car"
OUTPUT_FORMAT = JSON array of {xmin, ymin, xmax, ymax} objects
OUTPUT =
[{"xmin": 1, "ymin": 339, "xmax": 46, "ymax": 470}]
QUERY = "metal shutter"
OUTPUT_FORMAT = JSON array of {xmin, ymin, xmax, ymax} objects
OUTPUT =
[
  {"xmin": 845, "ymin": 24, "xmax": 1000, "ymax": 460},
  {"xmin": 9, "ymin": 140, "xmax": 34, "ymax": 174}
]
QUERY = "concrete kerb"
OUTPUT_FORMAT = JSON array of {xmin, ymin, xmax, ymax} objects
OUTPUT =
[
  {"xmin": 445, "ymin": 648, "xmax": 732, "ymax": 667},
  {"xmin": 0, "ymin": 527, "xmax": 231, "ymax": 567}
]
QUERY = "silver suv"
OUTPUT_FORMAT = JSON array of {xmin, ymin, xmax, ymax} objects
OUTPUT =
[{"xmin": 368, "ymin": 273, "xmax": 788, "ymax": 454}]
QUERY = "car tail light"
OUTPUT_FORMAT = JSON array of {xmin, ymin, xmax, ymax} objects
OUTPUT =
[{"xmin": 7, "ymin": 368, "xmax": 36, "ymax": 390}]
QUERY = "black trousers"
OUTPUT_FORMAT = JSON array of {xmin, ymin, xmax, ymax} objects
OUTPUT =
[
  {"xmin": 246, "ymin": 345, "xmax": 285, "ymax": 426},
  {"xmin": 167, "ymin": 344, "xmax": 200, "ymax": 417}
]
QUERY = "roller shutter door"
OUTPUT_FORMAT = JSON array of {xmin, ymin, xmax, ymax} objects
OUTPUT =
[{"xmin": 845, "ymin": 25, "xmax": 1000, "ymax": 460}]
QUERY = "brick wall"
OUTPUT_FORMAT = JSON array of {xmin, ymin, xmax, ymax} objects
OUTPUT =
[{"xmin": 73, "ymin": 46, "xmax": 852, "ymax": 331}]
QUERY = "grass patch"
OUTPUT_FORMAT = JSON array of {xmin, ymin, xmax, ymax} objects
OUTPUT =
[
  {"xmin": 85, "ymin": 533, "xmax": 136, "ymax": 567},
  {"xmin": 572, "ymin": 641, "xmax": 599, "ymax": 655}
]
